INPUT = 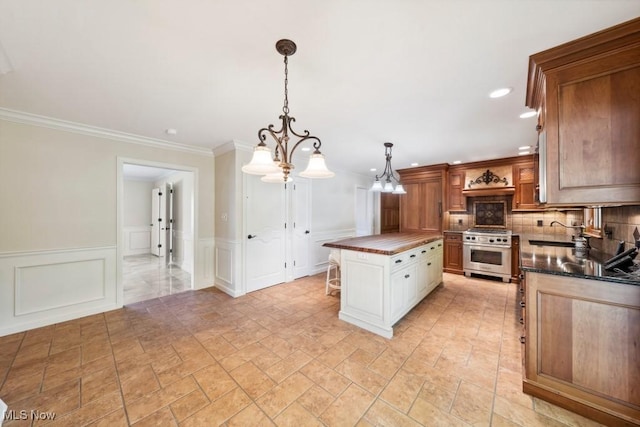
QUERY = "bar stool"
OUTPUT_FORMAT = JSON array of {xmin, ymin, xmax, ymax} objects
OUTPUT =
[{"xmin": 326, "ymin": 249, "xmax": 341, "ymax": 295}]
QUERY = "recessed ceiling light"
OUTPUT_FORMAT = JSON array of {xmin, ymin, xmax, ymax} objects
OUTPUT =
[
  {"xmin": 370, "ymin": 168, "xmax": 377, "ymax": 172},
  {"xmin": 518, "ymin": 145, "xmax": 531, "ymax": 150},
  {"xmin": 301, "ymin": 147, "xmax": 311, "ymax": 152},
  {"xmin": 489, "ymin": 88, "xmax": 512, "ymax": 98},
  {"xmin": 452, "ymin": 160, "xmax": 462, "ymax": 164},
  {"xmin": 519, "ymin": 111, "xmax": 536, "ymax": 118},
  {"xmin": 411, "ymin": 163, "xmax": 418, "ymax": 167},
  {"xmin": 519, "ymin": 151, "xmax": 530, "ymax": 155},
  {"xmin": 165, "ymin": 128, "xmax": 177, "ymax": 135}
]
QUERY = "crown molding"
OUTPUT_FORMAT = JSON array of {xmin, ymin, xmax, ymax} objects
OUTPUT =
[
  {"xmin": 213, "ymin": 140, "xmax": 253, "ymax": 157},
  {"xmin": 0, "ymin": 108, "xmax": 214, "ymax": 157}
]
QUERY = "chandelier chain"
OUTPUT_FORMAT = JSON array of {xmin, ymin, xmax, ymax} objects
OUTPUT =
[{"xmin": 283, "ymin": 56, "xmax": 289, "ymax": 115}]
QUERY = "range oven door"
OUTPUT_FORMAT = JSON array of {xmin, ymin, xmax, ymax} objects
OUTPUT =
[{"xmin": 463, "ymin": 244, "xmax": 511, "ymax": 280}]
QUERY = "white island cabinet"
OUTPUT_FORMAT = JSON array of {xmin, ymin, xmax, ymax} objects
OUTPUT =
[{"xmin": 324, "ymin": 233, "xmax": 443, "ymax": 338}]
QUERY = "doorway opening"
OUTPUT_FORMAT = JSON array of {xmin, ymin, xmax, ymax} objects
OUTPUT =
[{"xmin": 117, "ymin": 160, "xmax": 196, "ymax": 305}]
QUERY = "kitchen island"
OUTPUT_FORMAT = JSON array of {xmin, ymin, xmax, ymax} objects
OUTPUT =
[
  {"xmin": 324, "ymin": 232, "xmax": 443, "ymax": 338},
  {"xmin": 518, "ymin": 238, "xmax": 640, "ymax": 426}
]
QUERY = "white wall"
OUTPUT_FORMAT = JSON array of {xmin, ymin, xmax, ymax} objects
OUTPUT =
[
  {"xmin": 309, "ymin": 169, "xmax": 375, "ymax": 275},
  {"xmin": 0, "ymin": 114, "xmax": 214, "ymax": 336},
  {"xmin": 124, "ymin": 180, "xmax": 154, "ymax": 227},
  {"xmin": 212, "ymin": 141, "xmax": 376, "ymax": 297}
]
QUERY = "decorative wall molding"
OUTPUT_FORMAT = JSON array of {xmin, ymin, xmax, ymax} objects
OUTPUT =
[
  {"xmin": 194, "ymin": 238, "xmax": 215, "ymax": 290},
  {"xmin": 123, "ymin": 226, "xmax": 151, "ymax": 257},
  {"xmin": 213, "ymin": 140, "xmax": 253, "ymax": 157},
  {"xmin": 310, "ymin": 228, "xmax": 356, "ymax": 275},
  {"xmin": 0, "ymin": 246, "xmax": 117, "ymax": 337},
  {"xmin": 0, "ymin": 108, "xmax": 214, "ymax": 157},
  {"xmin": 214, "ymin": 238, "xmax": 243, "ymax": 297}
]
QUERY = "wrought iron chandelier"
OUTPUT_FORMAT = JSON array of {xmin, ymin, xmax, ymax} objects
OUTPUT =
[
  {"xmin": 241, "ymin": 39, "xmax": 334, "ymax": 183},
  {"xmin": 370, "ymin": 142, "xmax": 406, "ymax": 194}
]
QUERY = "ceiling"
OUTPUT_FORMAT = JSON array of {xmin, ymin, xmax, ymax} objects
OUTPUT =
[{"xmin": 0, "ymin": 1, "xmax": 638, "ymax": 177}]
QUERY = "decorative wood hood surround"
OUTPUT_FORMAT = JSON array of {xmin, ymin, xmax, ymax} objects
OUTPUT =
[{"xmin": 462, "ymin": 165, "xmax": 515, "ymax": 197}]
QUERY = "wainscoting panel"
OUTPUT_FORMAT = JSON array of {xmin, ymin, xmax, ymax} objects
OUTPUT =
[
  {"xmin": 15, "ymin": 259, "xmax": 105, "ymax": 316},
  {"xmin": 310, "ymin": 229, "xmax": 356, "ymax": 275},
  {"xmin": 123, "ymin": 226, "xmax": 151, "ymax": 256},
  {"xmin": 214, "ymin": 238, "xmax": 242, "ymax": 297},
  {"xmin": 194, "ymin": 238, "xmax": 214, "ymax": 290},
  {"xmin": 0, "ymin": 246, "xmax": 118, "ymax": 336}
]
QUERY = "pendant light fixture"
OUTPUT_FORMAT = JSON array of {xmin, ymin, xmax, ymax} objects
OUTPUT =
[
  {"xmin": 242, "ymin": 39, "xmax": 334, "ymax": 182},
  {"xmin": 370, "ymin": 142, "xmax": 406, "ymax": 194}
]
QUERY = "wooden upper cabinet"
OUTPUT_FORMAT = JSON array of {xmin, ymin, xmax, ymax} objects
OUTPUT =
[
  {"xmin": 513, "ymin": 157, "xmax": 539, "ymax": 211},
  {"xmin": 527, "ymin": 17, "xmax": 640, "ymax": 206},
  {"xmin": 380, "ymin": 193, "xmax": 400, "ymax": 234},
  {"xmin": 447, "ymin": 168, "xmax": 466, "ymax": 212},
  {"xmin": 398, "ymin": 165, "xmax": 446, "ymax": 233}
]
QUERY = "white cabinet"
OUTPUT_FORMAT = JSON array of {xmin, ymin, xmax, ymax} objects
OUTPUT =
[{"xmin": 339, "ymin": 239, "xmax": 443, "ymax": 338}]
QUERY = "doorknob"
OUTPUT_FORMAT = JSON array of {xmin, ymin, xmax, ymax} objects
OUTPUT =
[
  {"xmin": 305, "ymin": 230, "xmax": 310, "ymax": 234},
  {"xmin": 248, "ymin": 234, "xmax": 257, "ymax": 239}
]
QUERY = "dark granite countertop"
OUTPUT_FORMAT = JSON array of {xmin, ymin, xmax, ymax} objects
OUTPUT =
[{"xmin": 519, "ymin": 234, "xmax": 640, "ymax": 286}]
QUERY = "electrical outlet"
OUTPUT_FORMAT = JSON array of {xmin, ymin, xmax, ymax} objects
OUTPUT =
[
  {"xmin": 458, "ymin": 219, "xmax": 463, "ymax": 225},
  {"xmin": 537, "ymin": 220, "xmax": 543, "ymax": 227}
]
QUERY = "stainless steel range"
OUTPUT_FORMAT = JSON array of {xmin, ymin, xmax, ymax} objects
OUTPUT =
[{"xmin": 463, "ymin": 228, "xmax": 512, "ymax": 282}]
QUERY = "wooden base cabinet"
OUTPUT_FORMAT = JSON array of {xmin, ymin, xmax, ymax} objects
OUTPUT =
[
  {"xmin": 444, "ymin": 232, "xmax": 463, "ymax": 274},
  {"xmin": 523, "ymin": 272, "xmax": 640, "ymax": 426}
]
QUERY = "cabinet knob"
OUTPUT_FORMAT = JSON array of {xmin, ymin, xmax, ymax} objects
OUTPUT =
[
  {"xmin": 520, "ymin": 301, "xmax": 526, "ymax": 308},
  {"xmin": 520, "ymin": 336, "xmax": 526, "ymax": 344},
  {"xmin": 405, "ymin": 274, "xmax": 410, "ymax": 278},
  {"xmin": 427, "ymin": 262, "xmax": 432, "ymax": 266},
  {"xmin": 421, "ymin": 250, "xmax": 427, "ymax": 253}
]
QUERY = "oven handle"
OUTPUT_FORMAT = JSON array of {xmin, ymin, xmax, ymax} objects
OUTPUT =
[{"xmin": 463, "ymin": 243, "xmax": 511, "ymax": 249}]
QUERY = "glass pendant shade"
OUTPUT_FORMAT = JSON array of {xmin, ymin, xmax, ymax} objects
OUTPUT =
[
  {"xmin": 383, "ymin": 181, "xmax": 394, "ymax": 192},
  {"xmin": 370, "ymin": 180, "xmax": 383, "ymax": 192},
  {"xmin": 392, "ymin": 184, "xmax": 406, "ymax": 194},
  {"xmin": 241, "ymin": 145, "xmax": 280, "ymax": 175},
  {"xmin": 299, "ymin": 153, "xmax": 335, "ymax": 178}
]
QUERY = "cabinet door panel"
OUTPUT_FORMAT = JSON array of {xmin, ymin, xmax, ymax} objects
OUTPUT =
[
  {"xmin": 421, "ymin": 180, "xmax": 442, "ymax": 233},
  {"xmin": 400, "ymin": 183, "xmax": 422, "ymax": 232}
]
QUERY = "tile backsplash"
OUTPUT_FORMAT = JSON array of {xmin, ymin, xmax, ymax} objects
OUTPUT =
[
  {"xmin": 588, "ymin": 205, "xmax": 640, "ymax": 255},
  {"xmin": 447, "ymin": 197, "xmax": 640, "ymax": 255}
]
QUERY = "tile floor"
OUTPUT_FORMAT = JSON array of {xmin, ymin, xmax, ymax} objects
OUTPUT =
[
  {"xmin": 0, "ymin": 273, "xmax": 604, "ymax": 426},
  {"xmin": 123, "ymin": 255, "xmax": 191, "ymax": 305}
]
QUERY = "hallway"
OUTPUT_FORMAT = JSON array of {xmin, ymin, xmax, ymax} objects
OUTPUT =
[{"xmin": 123, "ymin": 255, "xmax": 191, "ymax": 305}]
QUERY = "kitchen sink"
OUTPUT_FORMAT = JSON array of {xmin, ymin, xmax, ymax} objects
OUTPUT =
[{"xmin": 528, "ymin": 239, "xmax": 575, "ymax": 248}]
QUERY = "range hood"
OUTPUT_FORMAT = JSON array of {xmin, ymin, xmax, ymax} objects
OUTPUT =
[{"xmin": 462, "ymin": 166, "xmax": 515, "ymax": 197}]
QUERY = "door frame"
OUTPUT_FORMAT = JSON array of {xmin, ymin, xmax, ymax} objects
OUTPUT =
[{"xmin": 116, "ymin": 157, "xmax": 198, "ymax": 307}]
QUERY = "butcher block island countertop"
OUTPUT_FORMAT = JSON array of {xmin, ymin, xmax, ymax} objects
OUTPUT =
[
  {"xmin": 323, "ymin": 232, "xmax": 444, "ymax": 338},
  {"xmin": 323, "ymin": 232, "xmax": 443, "ymax": 255}
]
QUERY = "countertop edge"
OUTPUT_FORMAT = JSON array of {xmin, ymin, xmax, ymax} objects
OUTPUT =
[{"xmin": 323, "ymin": 234, "xmax": 443, "ymax": 255}]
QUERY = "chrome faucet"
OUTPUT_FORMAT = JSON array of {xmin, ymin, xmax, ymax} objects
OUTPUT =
[
  {"xmin": 550, "ymin": 220, "xmax": 586, "ymax": 236},
  {"xmin": 550, "ymin": 220, "xmax": 589, "ymax": 250}
]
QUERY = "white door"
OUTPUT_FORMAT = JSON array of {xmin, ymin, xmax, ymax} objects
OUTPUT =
[
  {"xmin": 291, "ymin": 179, "xmax": 311, "ymax": 279},
  {"xmin": 151, "ymin": 187, "xmax": 166, "ymax": 257},
  {"xmin": 245, "ymin": 175, "xmax": 286, "ymax": 292}
]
